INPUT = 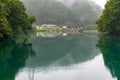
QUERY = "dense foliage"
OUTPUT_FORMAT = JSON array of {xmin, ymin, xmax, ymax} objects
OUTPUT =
[
  {"xmin": 97, "ymin": 0, "xmax": 120, "ymax": 35},
  {"xmin": 21, "ymin": 0, "xmax": 102, "ymax": 27},
  {"xmin": 0, "ymin": 0, "xmax": 35, "ymax": 39}
]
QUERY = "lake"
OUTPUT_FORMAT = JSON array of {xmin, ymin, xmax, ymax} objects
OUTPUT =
[{"xmin": 0, "ymin": 32, "xmax": 119, "ymax": 80}]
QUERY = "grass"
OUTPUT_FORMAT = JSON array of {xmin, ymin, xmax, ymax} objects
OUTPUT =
[
  {"xmin": 83, "ymin": 30, "xmax": 98, "ymax": 33},
  {"xmin": 36, "ymin": 27, "xmax": 62, "ymax": 31}
]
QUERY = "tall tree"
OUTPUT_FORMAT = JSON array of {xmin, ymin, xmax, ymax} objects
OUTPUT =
[
  {"xmin": 0, "ymin": 0, "xmax": 35, "ymax": 39},
  {"xmin": 0, "ymin": 2, "xmax": 13, "ymax": 38},
  {"xmin": 97, "ymin": 0, "xmax": 120, "ymax": 35},
  {"xmin": 6, "ymin": 0, "xmax": 31, "ymax": 32}
]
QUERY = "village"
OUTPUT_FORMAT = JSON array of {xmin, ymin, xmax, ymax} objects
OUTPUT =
[{"xmin": 36, "ymin": 24, "xmax": 83, "ymax": 33}]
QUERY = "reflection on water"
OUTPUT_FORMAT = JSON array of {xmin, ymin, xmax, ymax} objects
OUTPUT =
[
  {"xmin": 0, "ymin": 38, "xmax": 35, "ymax": 80},
  {"xmin": 26, "ymin": 34, "xmax": 99, "ymax": 68},
  {"xmin": 17, "ymin": 55, "xmax": 116, "ymax": 80},
  {"xmin": 0, "ymin": 32, "xmax": 119, "ymax": 80},
  {"xmin": 97, "ymin": 36, "xmax": 120, "ymax": 80}
]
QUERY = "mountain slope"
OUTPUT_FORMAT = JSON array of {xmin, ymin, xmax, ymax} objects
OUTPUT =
[{"xmin": 21, "ymin": 0, "xmax": 82, "ymax": 26}]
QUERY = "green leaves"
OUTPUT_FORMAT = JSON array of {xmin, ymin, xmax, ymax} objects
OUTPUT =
[
  {"xmin": 97, "ymin": 0, "xmax": 120, "ymax": 35},
  {"xmin": 0, "ymin": 2, "xmax": 13, "ymax": 38},
  {"xmin": 29, "ymin": 16, "xmax": 36, "ymax": 24},
  {"xmin": 0, "ymin": 0, "xmax": 35, "ymax": 39}
]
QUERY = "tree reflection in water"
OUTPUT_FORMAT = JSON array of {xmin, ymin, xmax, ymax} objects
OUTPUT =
[
  {"xmin": 27, "ymin": 35, "xmax": 99, "ymax": 68},
  {"xmin": 97, "ymin": 35, "xmax": 120, "ymax": 80},
  {"xmin": 0, "ymin": 39, "xmax": 35, "ymax": 80}
]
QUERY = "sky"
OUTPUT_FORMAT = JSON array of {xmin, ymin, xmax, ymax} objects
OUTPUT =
[
  {"xmin": 91, "ymin": 0, "xmax": 107, "ymax": 8},
  {"xmin": 57, "ymin": 0, "xmax": 107, "ymax": 8}
]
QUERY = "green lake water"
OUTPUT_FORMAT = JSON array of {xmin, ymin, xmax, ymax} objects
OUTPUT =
[{"xmin": 0, "ymin": 32, "xmax": 119, "ymax": 80}]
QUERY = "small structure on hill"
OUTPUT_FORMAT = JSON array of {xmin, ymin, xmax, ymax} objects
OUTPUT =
[
  {"xmin": 41, "ymin": 24, "xmax": 57, "ymax": 28},
  {"xmin": 62, "ymin": 26, "xmax": 67, "ymax": 29}
]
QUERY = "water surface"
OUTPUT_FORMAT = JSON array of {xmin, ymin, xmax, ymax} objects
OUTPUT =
[{"xmin": 0, "ymin": 33, "xmax": 119, "ymax": 80}]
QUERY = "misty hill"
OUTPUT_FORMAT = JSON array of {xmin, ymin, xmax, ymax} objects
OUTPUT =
[
  {"xmin": 21, "ymin": 0, "xmax": 82, "ymax": 26},
  {"xmin": 70, "ymin": 0, "xmax": 102, "ymax": 25},
  {"xmin": 21, "ymin": 0, "xmax": 102, "ymax": 27}
]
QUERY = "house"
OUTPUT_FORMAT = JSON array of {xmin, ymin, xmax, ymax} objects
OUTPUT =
[{"xmin": 41, "ymin": 24, "xmax": 57, "ymax": 28}]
